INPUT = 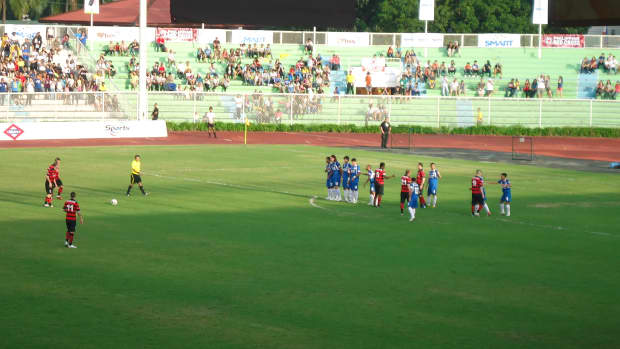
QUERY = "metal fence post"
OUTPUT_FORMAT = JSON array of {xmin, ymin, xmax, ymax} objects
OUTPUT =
[
  {"xmin": 539, "ymin": 98, "xmax": 543, "ymax": 128},
  {"xmin": 589, "ymin": 99, "xmax": 593, "ymax": 127}
]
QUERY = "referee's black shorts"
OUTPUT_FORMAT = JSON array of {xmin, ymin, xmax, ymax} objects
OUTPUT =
[
  {"xmin": 130, "ymin": 173, "xmax": 142, "ymax": 184},
  {"xmin": 472, "ymin": 193, "xmax": 484, "ymax": 206},
  {"xmin": 400, "ymin": 191, "xmax": 409, "ymax": 203}
]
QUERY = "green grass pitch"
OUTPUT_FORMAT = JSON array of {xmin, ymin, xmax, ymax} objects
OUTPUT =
[{"xmin": 1, "ymin": 144, "xmax": 620, "ymax": 348}]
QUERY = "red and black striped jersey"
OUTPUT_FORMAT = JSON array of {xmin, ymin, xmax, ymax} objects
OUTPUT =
[
  {"xmin": 375, "ymin": 169, "xmax": 386, "ymax": 185},
  {"xmin": 416, "ymin": 170, "xmax": 425, "ymax": 185},
  {"xmin": 471, "ymin": 176, "xmax": 483, "ymax": 195},
  {"xmin": 46, "ymin": 165, "xmax": 58, "ymax": 182},
  {"xmin": 63, "ymin": 200, "xmax": 80, "ymax": 221},
  {"xmin": 401, "ymin": 175, "xmax": 412, "ymax": 192}
]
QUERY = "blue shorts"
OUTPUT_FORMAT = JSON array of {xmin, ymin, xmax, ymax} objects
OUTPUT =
[
  {"xmin": 350, "ymin": 181, "xmax": 359, "ymax": 191},
  {"xmin": 500, "ymin": 193, "xmax": 512, "ymax": 203},
  {"xmin": 342, "ymin": 176, "xmax": 350, "ymax": 190},
  {"xmin": 408, "ymin": 197, "xmax": 419, "ymax": 208},
  {"xmin": 369, "ymin": 182, "xmax": 375, "ymax": 193},
  {"xmin": 330, "ymin": 176, "xmax": 341, "ymax": 187},
  {"xmin": 326, "ymin": 179, "xmax": 331, "ymax": 188},
  {"xmin": 427, "ymin": 184, "xmax": 437, "ymax": 195}
]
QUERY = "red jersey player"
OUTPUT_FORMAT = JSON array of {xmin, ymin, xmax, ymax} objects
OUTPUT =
[
  {"xmin": 44, "ymin": 161, "xmax": 58, "ymax": 207},
  {"xmin": 373, "ymin": 162, "xmax": 395, "ymax": 207},
  {"xmin": 470, "ymin": 170, "xmax": 485, "ymax": 216},
  {"xmin": 416, "ymin": 163, "xmax": 428, "ymax": 208},
  {"xmin": 400, "ymin": 169, "xmax": 412, "ymax": 215},
  {"xmin": 53, "ymin": 157, "xmax": 64, "ymax": 200},
  {"xmin": 63, "ymin": 192, "xmax": 84, "ymax": 248}
]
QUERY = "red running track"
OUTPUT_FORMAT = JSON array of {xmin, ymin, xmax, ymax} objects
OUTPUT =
[{"xmin": 1, "ymin": 131, "xmax": 619, "ymax": 162}]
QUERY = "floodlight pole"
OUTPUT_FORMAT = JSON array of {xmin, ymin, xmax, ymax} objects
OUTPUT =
[
  {"xmin": 138, "ymin": 0, "xmax": 147, "ymax": 120},
  {"xmin": 538, "ymin": 24, "xmax": 542, "ymax": 60}
]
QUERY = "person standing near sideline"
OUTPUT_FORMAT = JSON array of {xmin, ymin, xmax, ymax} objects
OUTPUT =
[
  {"xmin": 151, "ymin": 103, "xmax": 159, "ymax": 120},
  {"xmin": 127, "ymin": 155, "xmax": 149, "ymax": 197},
  {"xmin": 204, "ymin": 106, "xmax": 217, "ymax": 138},
  {"xmin": 380, "ymin": 117, "xmax": 391, "ymax": 149}
]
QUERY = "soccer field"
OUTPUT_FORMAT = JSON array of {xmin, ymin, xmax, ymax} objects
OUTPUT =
[{"xmin": 2, "ymin": 144, "xmax": 620, "ymax": 348}]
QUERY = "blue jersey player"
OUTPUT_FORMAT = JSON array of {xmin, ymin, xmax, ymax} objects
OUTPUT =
[
  {"xmin": 348, "ymin": 158, "xmax": 361, "ymax": 204},
  {"xmin": 478, "ymin": 172, "xmax": 492, "ymax": 216},
  {"xmin": 341, "ymin": 156, "xmax": 351, "ymax": 202},
  {"xmin": 426, "ymin": 162, "xmax": 442, "ymax": 208},
  {"xmin": 497, "ymin": 173, "xmax": 512, "ymax": 216},
  {"xmin": 363, "ymin": 164, "xmax": 376, "ymax": 206},
  {"xmin": 408, "ymin": 181, "xmax": 420, "ymax": 222},
  {"xmin": 324, "ymin": 156, "xmax": 332, "ymax": 200},
  {"xmin": 329, "ymin": 155, "xmax": 342, "ymax": 201}
]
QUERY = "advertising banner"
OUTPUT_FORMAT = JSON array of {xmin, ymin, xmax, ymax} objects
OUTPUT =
[
  {"xmin": 326, "ymin": 32, "xmax": 369, "ymax": 47},
  {"xmin": 361, "ymin": 57, "xmax": 386, "ymax": 72},
  {"xmin": 352, "ymin": 67, "xmax": 400, "ymax": 88},
  {"xmin": 197, "ymin": 29, "xmax": 227, "ymax": 45},
  {"xmin": 1, "ymin": 121, "xmax": 168, "ymax": 141},
  {"xmin": 478, "ymin": 34, "xmax": 521, "ymax": 48},
  {"xmin": 401, "ymin": 33, "xmax": 444, "ymax": 48},
  {"xmin": 156, "ymin": 28, "xmax": 197, "ymax": 42},
  {"xmin": 230, "ymin": 30, "xmax": 273, "ymax": 44},
  {"xmin": 419, "ymin": 0, "xmax": 435, "ymax": 21},
  {"xmin": 91, "ymin": 26, "xmax": 155, "ymax": 42},
  {"xmin": 5, "ymin": 25, "xmax": 47, "ymax": 45},
  {"xmin": 541, "ymin": 34, "xmax": 585, "ymax": 48}
]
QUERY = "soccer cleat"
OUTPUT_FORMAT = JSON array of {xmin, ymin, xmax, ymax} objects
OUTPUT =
[
  {"xmin": 44, "ymin": 203, "xmax": 50, "ymax": 207},
  {"xmin": 126, "ymin": 193, "xmax": 131, "ymax": 197},
  {"xmin": 474, "ymin": 212, "xmax": 480, "ymax": 217},
  {"xmin": 487, "ymin": 212, "xmax": 492, "ymax": 216},
  {"xmin": 56, "ymin": 195, "xmax": 62, "ymax": 200},
  {"xmin": 401, "ymin": 212, "xmax": 404, "ymax": 216},
  {"xmin": 506, "ymin": 213, "xmax": 511, "ymax": 217},
  {"xmin": 144, "ymin": 192, "xmax": 149, "ymax": 196},
  {"xmin": 68, "ymin": 245, "xmax": 77, "ymax": 248},
  {"xmin": 64, "ymin": 241, "xmax": 68, "ymax": 247},
  {"xmin": 409, "ymin": 217, "xmax": 415, "ymax": 222}
]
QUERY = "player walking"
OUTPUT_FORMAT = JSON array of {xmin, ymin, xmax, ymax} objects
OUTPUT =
[
  {"xmin": 363, "ymin": 164, "xmax": 376, "ymax": 205},
  {"xmin": 470, "ymin": 170, "xmax": 486, "ymax": 216},
  {"xmin": 63, "ymin": 192, "xmax": 84, "ymax": 248},
  {"xmin": 496, "ymin": 173, "xmax": 512, "ymax": 216},
  {"xmin": 329, "ymin": 155, "xmax": 342, "ymax": 201},
  {"xmin": 204, "ymin": 106, "xmax": 217, "ymax": 138},
  {"xmin": 52, "ymin": 157, "xmax": 64, "ymax": 200},
  {"xmin": 126, "ymin": 155, "xmax": 148, "ymax": 196},
  {"xmin": 427, "ymin": 162, "xmax": 441, "ymax": 208},
  {"xmin": 341, "ymin": 156, "xmax": 351, "ymax": 202},
  {"xmin": 373, "ymin": 162, "xmax": 394, "ymax": 207},
  {"xmin": 43, "ymin": 159, "xmax": 60, "ymax": 207},
  {"xmin": 408, "ymin": 179, "xmax": 421, "ymax": 222},
  {"xmin": 416, "ymin": 163, "xmax": 428, "ymax": 208},
  {"xmin": 348, "ymin": 158, "xmax": 361, "ymax": 203},
  {"xmin": 400, "ymin": 169, "xmax": 412, "ymax": 215}
]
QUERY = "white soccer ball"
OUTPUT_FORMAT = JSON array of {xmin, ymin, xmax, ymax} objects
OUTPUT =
[{"xmin": 111, "ymin": 199, "xmax": 118, "ymax": 206}]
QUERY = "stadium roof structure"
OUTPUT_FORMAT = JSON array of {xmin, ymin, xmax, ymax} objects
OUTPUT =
[{"xmin": 40, "ymin": 0, "xmax": 173, "ymax": 26}]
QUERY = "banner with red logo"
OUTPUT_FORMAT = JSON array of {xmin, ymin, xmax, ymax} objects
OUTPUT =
[
  {"xmin": 156, "ymin": 28, "xmax": 197, "ymax": 42},
  {"xmin": 541, "ymin": 34, "xmax": 584, "ymax": 48}
]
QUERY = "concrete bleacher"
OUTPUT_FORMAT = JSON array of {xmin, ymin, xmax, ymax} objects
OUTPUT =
[{"xmin": 90, "ymin": 42, "xmax": 619, "ymax": 127}]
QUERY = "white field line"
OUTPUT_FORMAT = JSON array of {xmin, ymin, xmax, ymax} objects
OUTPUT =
[{"xmin": 147, "ymin": 172, "xmax": 615, "ymax": 237}]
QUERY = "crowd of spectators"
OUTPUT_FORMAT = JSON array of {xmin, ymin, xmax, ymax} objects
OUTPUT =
[
  {"xmin": 0, "ymin": 31, "xmax": 119, "ymax": 112},
  {"xmin": 595, "ymin": 80, "xmax": 619, "ymax": 100},
  {"xmin": 580, "ymin": 53, "xmax": 617, "ymax": 74}
]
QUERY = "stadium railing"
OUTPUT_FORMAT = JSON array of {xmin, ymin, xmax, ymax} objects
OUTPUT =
[{"xmin": 4, "ymin": 91, "xmax": 619, "ymax": 128}]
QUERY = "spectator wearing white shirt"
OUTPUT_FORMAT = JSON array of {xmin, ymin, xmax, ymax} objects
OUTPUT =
[
  {"xmin": 234, "ymin": 95, "xmax": 243, "ymax": 119},
  {"xmin": 537, "ymin": 75, "xmax": 546, "ymax": 98},
  {"xmin": 204, "ymin": 106, "xmax": 217, "ymax": 138},
  {"xmin": 441, "ymin": 76, "xmax": 449, "ymax": 96},
  {"xmin": 485, "ymin": 79, "xmax": 494, "ymax": 97}
]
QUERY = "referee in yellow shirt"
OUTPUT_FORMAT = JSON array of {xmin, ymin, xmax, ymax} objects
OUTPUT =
[
  {"xmin": 126, "ymin": 155, "xmax": 148, "ymax": 196},
  {"xmin": 346, "ymin": 70, "xmax": 355, "ymax": 95}
]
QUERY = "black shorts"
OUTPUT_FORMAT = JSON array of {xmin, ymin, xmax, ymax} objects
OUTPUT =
[
  {"xmin": 45, "ymin": 180, "xmax": 53, "ymax": 194},
  {"xmin": 130, "ymin": 173, "xmax": 142, "ymax": 184},
  {"xmin": 66, "ymin": 220, "xmax": 76, "ymax": 232},
  {"xmin": 400, "ymin": 191, "xmax": 409, "ymax": 203},
  {"xmin": 56, "ymin": 178, "xmax": 63, "ymax": 187},
  {"xmin": 375, "ymin": 183, "xmax": 385, "ymax": 195},
  {"xmin": 472, "ymin": 193, "xmax": 485, "ymax": 206},
  {"xmin": 207, "ymin": 123, "xmax": 215, "ymax": 128}
]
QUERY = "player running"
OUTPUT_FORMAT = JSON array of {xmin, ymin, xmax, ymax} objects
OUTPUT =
[
  {"xmin": 408, "ymin": 179, "xmax": 421, "ymax": 222},
  {"xmin": 493, "ymin": 173, "xmax": 512, "ymax": 216},
  {"xmin": 63, "ymin": 191, "xmax": 84, "ymax": 248},
  {"xmin": 470, "ymin": 170, "xmax": 486, "ymax": 217},
  {"xmin": 341, "ymin": 156, "xmax": 351, "ymax": 202},
  {"xmin": 329, "ymin": 155, "xmax": 342, "ymax": 201},
  {"xmin": 126, "ymin": 155, "xmax": 149, "ymax": 196},
  {"xmin": 363, "ymin": 164, "xmax": 376, "ymax": 206},
  {"xmin": 43, "ymin": 159, "xmax": 60, "ymax": 207},
  {"xmin": 400, "ymin": 169, "xmax": 412, "ymax": 215},
  {"xmin": 416, "ymin": 163, "xmax": 428, "ymax": 208},
  {"xmin": 427, "ymin": 162, "xmax": 441, "ymax": 208},
  {"xmin": 373, "ymin": 162, "xmax": 395, "ymax": 207},
  {"xmin": 348, "ymin": 158, "xmax": 361, "ymax": 203}
]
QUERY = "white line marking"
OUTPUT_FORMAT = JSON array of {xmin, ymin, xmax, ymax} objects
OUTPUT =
[
  {"xmin": 309, "ymin": 196, "xmax": 325, "ymax": 210},
  {"xmin": 590, "ymin": 231, "xmax": 612, "ymax": 236}
]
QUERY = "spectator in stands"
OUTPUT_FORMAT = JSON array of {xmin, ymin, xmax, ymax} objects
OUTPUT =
[
  {"xmin": 428, "ymin": 71, "xmax": 437, "ymax": 89},
  {"xmin": 505, "ymin": 79, "xmax": 516, "ymax": 97},
  {"xmin": 387, "ymin": 46, "xmax": 394, "ymax": 58},
  {"xmin": 603, "ymin": 80, "xmax": 614, "ymax": 99},
  {"xmin": 598, "ymin": 53, "xmax": 606, "ymax": 69},
  {"xmin": 450, "ymin": 78, "xmax": 458, "ymax": 96},
  {"xmin": 485, "ymin": 78, "xmax": 494, "ymax": 97},
  {"xmin": 476, "ymin": 79, "xmax": 485, "ymax": 97},
  {"xmin": 156, "ymin": 36, "xmax": 166, "ymax": 52},
  {"xmin": 0, "ymin": 78, "xmax": 7, "ymax": 105},
  {"xmin": 448, "ymin": 60, "xmax": 456, "ymax": 76},
  {"xmin": 482, "ymin": 60, "xmax": 492, "ymax": 77},
  {"xmin": 129, "ymin": 40, "xmax": 139, "ymax": 56},
  {"xmin": 439, "ymin": 61, "xmax": 447, "ymax": 76},
  {"xmin": 441, "ymin": 76, "xmax": 449, "ymax": 96},
  {"xmin": 464, "ymin": 62, "xmax": 472, "ymax": 76},
  {"xmin": 537, "ymin": 75, "xmax": 546, "ymax": 98},
  {"xmin": 151, "ymin": 103, "xmax": 159, "ymax": 120},
  {"xmin": 365, "ymin": 72, "xmax": 372, "ymax": 95},
  {"xmin": 514, "ymin": 79, "xmax": 521, "ymax": 95},
  {"xmin": 545, "ymin": 75, "xmax": 552, "ymax": 98},
  {"xmin": 167, "ymin": 49, "xmax": 176, "ymax": 68},
  {"xmin": 62, "ymin": 34, "xmax": 70, "ymax": 49},
  {"xmin": 458, "ymin": 80, "xmax": 465, "ymax": 96},
  {"xmin": 331, "ymin": 54, "xmax": 341, "ymax": 71},
  {"xmin": 75, "ymin": 30, "xmax": 87, "ymax": 53},
  {"xmin": 596, "ymin": 80, "xmax": 604, "ymax": 98},
  {"xmin": 472, "ymin": 60, "xmax": 480, "ymax": 76},
  {"xmin": 412, "ymin": 82, "xmax": 421, "ymax": 96},
  {"xmin": 305, "ymin": 39, "xmax": 313, "ymax": 54},
  {"xmin": 613, "ymin": 81, "xmax": 620, "ymax": 100},
  {"xmin": 493, "ymin": 62, "xmax": 503, "ymax": 79},
  {"xmin": 606, "ymin": 55, "xmax": 617, "ymax": 74}
]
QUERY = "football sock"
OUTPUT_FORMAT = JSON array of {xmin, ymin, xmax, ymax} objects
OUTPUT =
[
  {"xmin": 506, "ymin": 204, "xmax": 511, "ymax": 216},
  {"xmin": 427, "ymin": 196, "xmax": 431, "ymax": 205},
  {"xmin": 58, "ymin": 187, "xmax": 63, "ymax": 195},
  {"xmin": 377, "ymin": 196, "xmax": 382, "ymax": 206},
  {"xmin": 68, "ymin": 232, "xmax": 74, "ymax": 244},
  {"xmin": 471, "ymin": 205, "xmax": 475, "ymax": 214},
  {"xmin": 483, "ymin": 203, "xmax": 490, "ymax": 214},
  {"xmin": 140, "ymin": 186, "xmax": 146, "ymax": 195},
  {"xmin": 408, "ymin": 207, "xmax": 416, "ymax": 220},
  {"xmin": 127, "ymin": 186, "xmax": 132, "ymax": 194},
  {"xmin": 432, "ymin": 196, "xmax": 438, "ymax": 207},
  {"xmin": 65, "ymin": 231, "xmax": 70, "ymax": 242},
  {"xmin": 500, "ymin": 203, "xmax": 505, "ymax": 214},
  {"xmin": 400, "ymin": 202, "xmax": 404, "ymax": 213},
  {"xmin": 369, "ymin": 194, "xmax": 374, "ymax": 204},
  {"xmin": 474, "ymin": 204, "xmax": 480, "ymax": 213}
]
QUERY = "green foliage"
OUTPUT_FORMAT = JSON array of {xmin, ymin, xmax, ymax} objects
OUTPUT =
[{"xmin": 166, "ymin": 122, "xmax": 620, "ymax": 138}]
